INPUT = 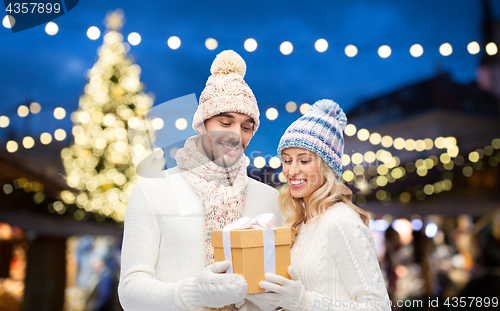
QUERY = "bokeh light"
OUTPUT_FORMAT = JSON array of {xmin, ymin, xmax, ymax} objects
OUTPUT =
[
  {"xmin": 18, "ymin": 105, "xmax": 29, "ymax": 117},
  {"xmin": 299, "ymin": 103, "xmax": 310, "ymax": 114},
  {"xmin": 467, "ymin": 41, "xmax": 480, "ymax": 55},
  {"xmin": 30, "ymin": 102, "xmax": 41, "ymax": 114},
  {"xmin": 280, "ymin": 41, "xmax": 293, "ymax": 55},
  {"xmin": 205, "ymin": 38, "xmax": 218, "ymax": 50},
  {"xmin": 54, "ymin": 107, "xmax": 66, "ymax": 120},
  {"xmin": 266, "ymin": 108, "xmax": 278, "ymax": 120},
  {"xmin": 6, "ymin": 141, "xmax": 18, "ymax": 153},
  {"xmin": 486, "ymin": 42, "xmax": 498, "ymax": 56},
  {"xmin": 439, "ymin": 43, "xmax": 453, "ymax": 56},
  {"xmin": 175, "ymin": 118, "xmax": 188, "ymax": 130},
  {"xmin": 87, "ymin": 26, "xmax": 101, "ymax": 40},
  {"xmin": 244, "ymin": 38, "xmax": 258, "ymax": 52},
  {"xmin": 378, "ymin": 45, "xmax": 392, "ymax": 58},
  {"xmin": 269, "ymin": 157, "xmax": 281, "ymax": 169},
  {"xmin": 285, "ymin": 101, "xmax": 297, "ymax": 113},
  {"xmin": 168, "ymin": 36, "xmax": 181, "ymax": 49},
  {"xmin": 40, "ymin": 132, "xmax": 52, "ymax": 145},
  {"xmin": 45, "ymin": 22, "xmax": 58, "ymax": 35},
  {"xmin": 254, "ymin": 156, "xmax": 266, "ymax": 168},
  {"xmin": 22, "ymin": 136, "xmax": 35, "ymax": 149},
  {"xmin": 315, "ymin": 39, "xmax": 328, "ymax": 52},
  {"xmin": 128, "ymin": 32, "xmax": 141, "ymax": 46},
  {"xmin": 345, "ymin": 45, "xmax": 358, "ymax": 57},
  {"xmin": 410, "ymin": 44, "xmax": 424, "ymax": 57}
]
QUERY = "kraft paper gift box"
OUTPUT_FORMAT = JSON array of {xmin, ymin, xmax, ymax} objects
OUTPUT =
[{"xmin": 212, "ymin": 226, "xmax": 292, "ymax": 294}]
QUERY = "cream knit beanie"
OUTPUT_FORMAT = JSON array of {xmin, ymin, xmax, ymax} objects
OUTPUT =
[{"xmin": 192, "ymin": 50, "xmax": 260, "ymax": 134}]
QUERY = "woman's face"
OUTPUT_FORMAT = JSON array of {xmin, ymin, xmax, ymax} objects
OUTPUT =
[{"xmin": 282, "ymin": 148, "xmax": 324, "ymax": 206}]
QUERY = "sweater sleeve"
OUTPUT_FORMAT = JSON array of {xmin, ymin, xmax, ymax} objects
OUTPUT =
[
  {"xmin": 305, "ymin": 209, "xmax": 391, "ymax": 311},
  {"xmin": 118, "ymin": 183, "xmax": 194, "ymax": 310}
]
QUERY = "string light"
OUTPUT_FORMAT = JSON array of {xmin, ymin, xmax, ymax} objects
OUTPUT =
[
  {"xmin": 439, "ymin": 43, "xmax": 453, "ymax": 56},
  {"xmin": 266, "ymin": 108, "xmax": 278, "ymax": 120},
  {"xmin": 30, "ymin": 102, "xmax": 41, "ymax": 114},
  {"xmin": 410, "ymin": 44, "xmax": 424, "ymax": 57},
  {"xmin": 175, "ymin": 118, "xmax": 187, "ymax": 130},
  {"xmin": 315, "ymin": 39, "xmax": 328, "ymax": 53},
  {"xmin": 280, "ymin": 41, "xmax": 293, "ymax": 55},
  {"xmin": 299, "ymin": 103, "xmax": 310, "ymax": 114},
  {"xmin": 205, "ymin": 38, "xmax": 218, "ymax": 50},
  {"xmin": 285, "ymin": 101, "xmax": 297, "ymax": 113},
  {"xmin": 350, "ymin": 140, "xmax": 499, "ymax": 204},
  {"xmin": 45, "ymin": 22, "xmax": 58, "ymax": 35},
  {"xmin": 0, "ymin": 116, "xmax": 9, "ymax": 128},
  {"xmin": 344, "ymin": 124, "xmax": 357, "ymax": 136},
  {"xmin": 40, "ymin": 132, "xmax": 52, "ymax": 145},
  {"xmin": 345, "ymin": 45, "xmax": 358, "ymax": 57},
  {"xmin": 486, "ymin": 42, "xmax": 498, "ymax": 56},
  {"xmin": 87, "ymin": 26, "xmax": 101, "ymax": 40},
  {"xmin": 378, "ymin": 45, "xmax": 391, "ymax": 58},
  {"xmin": 152, "ymin": 117, "xmax": 164, "ymax": 130},
  {"xmin": 2, "ymin": 15, "xmax": 15, "ymax": 28},
  {"xmin": 168, "ymin": 36, "xmax": 181, "ymax": 49},
  {"xmin": 244, "ymin": 38, "xmax": 258, "ymax": 52},
  {"xmin": 22, "ymin": 136, "xmax": 35, "ymax": 149},
  {"xmin": 54, "ymin": 129, "xmax": 66, "ymax": 141},
  {"xmin": 254, "ymin": 156, "xmax": 266, "ymax": 168},
  {"xmin": 381, "ymin": 136, "xmax": 393, "ymax": 148},
  {"xmin": 467, "ymin": 41, "xmax": 480, "ymax": 55},
  {"xmin": 342, "ymin": 154, "xmax": 350, "ymax": 166},
  {"xmin": 269, "ymin": 157, "xmax": 281, "ymax": 169},
  {"xmin": 343, "ymin": 124, "xmax": 456, "ymax": 153},
  {"xmin": 369, "ymin": 133, "xmax": 381, "ymax": 145},
  {"xmin": 6, "ymin": 141, "xmax": 18, "ymax": 153},
  {"xmin": 357, "ymin": 129, "xmax": 369, "ymax": 141},
  {"xmin": 54, "ymin": 107, "xmax": 66, "ymax": 120},
  {"xmin": 18, "ymin": 105, "xmax": 29, "ymax": 117}
]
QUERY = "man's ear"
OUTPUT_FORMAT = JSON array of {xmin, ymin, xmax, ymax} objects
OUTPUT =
[{"xmin": 196, "ymin": 121, "xmax": 207, "ymax": 134}]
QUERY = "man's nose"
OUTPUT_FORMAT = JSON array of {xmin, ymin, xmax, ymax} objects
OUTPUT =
[{"xmin": 226, "ymin": 129, "xmax": 241, "ymax": 144}]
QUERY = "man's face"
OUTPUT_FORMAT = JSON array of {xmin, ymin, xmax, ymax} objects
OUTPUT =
[{"xmin": 199, "ymin": 112, "xmax": 255, "ymax": 167}]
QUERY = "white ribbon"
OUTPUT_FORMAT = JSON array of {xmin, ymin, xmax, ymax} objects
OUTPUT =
[{"xmin": 222, "ymin": 213, "xmax": 276, "ymax": 274}]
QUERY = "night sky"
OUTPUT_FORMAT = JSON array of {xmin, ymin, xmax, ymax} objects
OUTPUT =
[{"xmin": 2, "ymin": 0, "xmax": 499, "ymax": 157}]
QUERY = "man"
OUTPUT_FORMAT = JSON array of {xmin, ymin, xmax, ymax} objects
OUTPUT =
[{"xmin": 118, "ymin": 50, "xmax": 283, "ymax": 311}]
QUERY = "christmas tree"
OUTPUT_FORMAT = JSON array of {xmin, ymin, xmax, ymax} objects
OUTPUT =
[{"xmin": 61, "ymin": 10, "xmax": 156, "ymax": 222}]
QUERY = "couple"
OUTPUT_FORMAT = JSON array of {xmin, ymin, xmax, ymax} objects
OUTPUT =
[{"xmin": 118, "ymin": 50, "xmax": 391, "ymax": 311}]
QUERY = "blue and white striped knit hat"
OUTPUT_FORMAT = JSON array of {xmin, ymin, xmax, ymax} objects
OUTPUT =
[{"xmin": 277, "ymin": 99, "xmax": 347, "ymax": 179}]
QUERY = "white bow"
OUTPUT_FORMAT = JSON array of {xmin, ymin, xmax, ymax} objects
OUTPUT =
[{"xmin": 223, "ymin": 213, "xmax": 277, "ymax": 231}]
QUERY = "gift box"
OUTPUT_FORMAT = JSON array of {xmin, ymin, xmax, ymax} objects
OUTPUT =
[{"xmin": 212, "ymin": 226, "xmax": 292, "ymax": 294}]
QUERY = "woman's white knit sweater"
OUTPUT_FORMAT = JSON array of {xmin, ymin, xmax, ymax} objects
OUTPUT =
[
  {"xmin": 118, "ymin": 167, "xmax": 283, "ymax": 311},
  {"xmin": 291, "ymin": 203, "xmax": 391, "ymax": 311}
]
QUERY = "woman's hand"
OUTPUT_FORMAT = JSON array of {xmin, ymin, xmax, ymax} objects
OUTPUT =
[{"xmin": 255, "ymin": 265, "xmax": 312, "ymax": 311}]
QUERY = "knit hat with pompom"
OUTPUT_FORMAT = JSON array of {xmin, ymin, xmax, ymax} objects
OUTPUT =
[
  {"xmin": 277, "ymin": 99, "xmax": 347, "ymax": 179},
  {"xmin": 192, "ymin": 50, "xmax": 260, "ymax": 134}
]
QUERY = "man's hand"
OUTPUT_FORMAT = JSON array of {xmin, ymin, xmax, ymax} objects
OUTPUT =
[{"xmin": 184, "ymin": 261, "xmax": 248, "ymax": 308}]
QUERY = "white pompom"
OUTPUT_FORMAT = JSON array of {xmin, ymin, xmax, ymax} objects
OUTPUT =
[{"xmin": 210, "ymin": 50, "xmax": 246, "ymax": 77}]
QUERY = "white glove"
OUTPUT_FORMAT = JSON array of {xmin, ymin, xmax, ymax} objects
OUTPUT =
[
  {"xmin": 182, "ymin": 261, "xmax": 248, "ymax": 308},
  {"xmin": 255, "ymin": 265, "xmax": 312, "ymax": 311}
]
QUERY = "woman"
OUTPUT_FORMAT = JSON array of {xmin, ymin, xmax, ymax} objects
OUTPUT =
[{"xmin": 249, "ymin": 99, "xmax": 391, "ymax": 311}]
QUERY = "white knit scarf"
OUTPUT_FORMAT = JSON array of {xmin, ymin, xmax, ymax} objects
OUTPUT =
[{"xmin": 176, "ymin": 136, "xmax": 247, "ymax": 267}]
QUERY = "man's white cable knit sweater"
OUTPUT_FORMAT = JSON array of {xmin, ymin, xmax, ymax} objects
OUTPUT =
[
  {"xmin": 291, "ymin": 203, "xmax": 391, "ymax": 311},
  {"xmin": 118, "ymin": 167, "xmax": 283, "ymax": 311}
]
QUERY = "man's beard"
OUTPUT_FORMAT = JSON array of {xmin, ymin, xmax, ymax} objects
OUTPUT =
[{"xmin": 200, "ymin": 133, "xmax": 246, "ymax": 168}]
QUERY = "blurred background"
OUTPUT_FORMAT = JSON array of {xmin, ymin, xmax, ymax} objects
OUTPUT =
[{"xmin": 1, "ymin": 0, "xmax": 500, "ymax": 310}]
